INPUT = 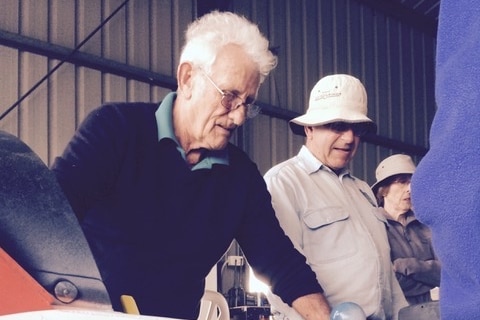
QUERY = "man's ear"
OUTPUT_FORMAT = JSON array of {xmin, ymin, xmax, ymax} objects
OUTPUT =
[
  {"xmin": 177, "ymin": 62, "xmax": 194, "ymax": 99},
  {"xmin": 304, "ymin": 126, "xmax": 313, "ymax": 138}
]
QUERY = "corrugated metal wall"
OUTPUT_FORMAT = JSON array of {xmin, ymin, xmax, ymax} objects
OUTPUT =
[
  {"xmin": 0, "ymin": 0, "xmax": 193, "ymax": 164},
  {"xmin": 0, "ymin": 0, "xmax": 436, "ymax": 186},
  {"xmin": 231, "ymin": 0, "xmax": 436, "ymax": 184}
]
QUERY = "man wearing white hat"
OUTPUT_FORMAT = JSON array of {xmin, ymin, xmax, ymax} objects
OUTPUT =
[
  {"xmin": 264, "ymin": 74, "xmax": 407, "ymax": 319},
  {"xmin": 372, "ymin": 154, "xmax": 440, "ymax": 306}
]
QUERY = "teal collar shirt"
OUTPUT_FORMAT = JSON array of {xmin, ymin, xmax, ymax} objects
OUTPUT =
[{"xmin": 155, "ymin": 92, "xmax": 229, "ymax": 170}]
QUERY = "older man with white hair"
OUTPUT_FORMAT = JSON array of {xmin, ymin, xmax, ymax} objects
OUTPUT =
[{"xmin": 52, "ymin": 11, "xmax": 331, "ymax": 320}]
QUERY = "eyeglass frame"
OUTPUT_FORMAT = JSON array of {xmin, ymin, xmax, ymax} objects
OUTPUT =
[
  {"xmin": 322, "ymin": 121, "xmax": 372, "ymax": 137},
  {"xmin": 200, "ymin": 69, "xmax": 261, "ymax": 119}
]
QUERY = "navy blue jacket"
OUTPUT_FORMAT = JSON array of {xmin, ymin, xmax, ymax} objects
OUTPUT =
[
  {"xmin": 411, "ymin": 0, "xmax": 480, "ymax": 318},
  {"xmin": 52, "ymin": 102, "xmax": 322, "ymax": 319}
]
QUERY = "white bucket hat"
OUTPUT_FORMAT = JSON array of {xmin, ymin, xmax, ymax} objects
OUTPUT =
[
  {"xmin": 290, "ymin": 74, "xmax": 376, "ymax": 136},
  {"xmin": 371, "ymin": 154, "xmax": 416, "ymax": 192}
]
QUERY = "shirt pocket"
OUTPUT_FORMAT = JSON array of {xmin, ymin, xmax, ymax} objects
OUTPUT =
[{"xmin": 302, "ymin": 207, "xmax": 358, "ymax": 263}]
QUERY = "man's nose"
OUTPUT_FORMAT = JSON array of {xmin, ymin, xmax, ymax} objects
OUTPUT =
[
  {"xmin": 340, "ymin": 129, "xmax": 355, "ymax": 141},
  {"xmin": 406, "ymin": 182, "xmax": 412, "ymax": 192},
  {"xmin": 228, "ymin": 106, "xmax": 247, "ymax": 126}
]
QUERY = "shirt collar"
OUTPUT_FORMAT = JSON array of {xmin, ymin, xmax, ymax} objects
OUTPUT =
[{"xmin": 155, "ymin": 92, "xmax": 229, "ymax": 170}]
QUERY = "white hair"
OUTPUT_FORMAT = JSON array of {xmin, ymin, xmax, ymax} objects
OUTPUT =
[{"xmin": 179, "ymin": 11, "xmax": 277, "ymax": 84}]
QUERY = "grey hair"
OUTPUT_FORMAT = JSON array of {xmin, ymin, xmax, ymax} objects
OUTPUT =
[{"xmin": 179, "ymin": 10, "xmax": 277, "ymax": 84}]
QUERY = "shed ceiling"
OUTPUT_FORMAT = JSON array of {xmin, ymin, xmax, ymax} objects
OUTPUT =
[{"xmin": 355, "ymin": 0, "xmax": 441, "ymax": 36}]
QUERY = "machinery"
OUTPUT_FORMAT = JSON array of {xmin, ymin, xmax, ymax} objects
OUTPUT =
[{"xmin": 0, "ymin": 130, "xmax": 177, "ymax": 320}]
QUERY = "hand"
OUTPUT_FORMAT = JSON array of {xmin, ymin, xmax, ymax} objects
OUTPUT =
[
  {"xmin": 291, "ymin": 292, "xmax": 331, "ymax": 319},
  {"xmin": 393, "ymin": 257, "xmax": 419, "ymax": 275}
]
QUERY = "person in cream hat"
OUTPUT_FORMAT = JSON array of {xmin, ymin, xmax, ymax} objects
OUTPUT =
[
  {"xmin": 264, "ymin": 74, "xmax": 408, "ymax": 319},
  {"xmin": 372, "ymin": 154, "xmax": 441, "ymax": 305},
  {"xmin": 371, "ymin": 154, "xmax": 416, "ymax": 194}
]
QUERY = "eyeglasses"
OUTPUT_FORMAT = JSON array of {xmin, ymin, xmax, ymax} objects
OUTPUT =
[
  {"xmin": 323, "ymin": 122, "xmax": 371, "ymax": 137},
  {"xmin": 201, "ymin": 69, "xmax": 261, "ymax": 119}
]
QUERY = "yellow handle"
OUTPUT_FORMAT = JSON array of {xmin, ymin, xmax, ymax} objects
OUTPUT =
[{"xmin": 120, "ymin": 295, "xmax": 140, "ymax": 315}]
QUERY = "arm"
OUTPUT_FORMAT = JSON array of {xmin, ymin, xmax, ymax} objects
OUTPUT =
[
  {"xmin": 232, "ymin": 158, "xmax": 325, "ymax": 312},
  {"xmin": 292, "ymin": 293, "xmax": 331, "ymax": 320},
  {"xmin": 393, "ymin": 257, "xmax": 441, "ymax": 286},
  {"xmin": 263, "ymin": 164, "xmax": 331, "ymax": 317}
]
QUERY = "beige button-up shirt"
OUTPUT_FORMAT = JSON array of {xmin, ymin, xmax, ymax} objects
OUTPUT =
[{"xmin": 264, "ymin": 146, "xmax": 407, "ymax": 320}]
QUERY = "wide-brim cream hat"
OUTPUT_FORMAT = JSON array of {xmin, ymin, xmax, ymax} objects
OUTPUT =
[
  {"xmin": 371, "ymin": 154, "xmax": 416, "ymax": 193},
  {"xmin": 290, "ymin": 74, "xmax": 376, "ymax": 136}
]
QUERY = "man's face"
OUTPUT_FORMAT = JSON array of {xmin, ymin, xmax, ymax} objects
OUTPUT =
[
  {"xmin": 187, "ymin": 44, "xmax": 260, "ymax": 151},
  {"xmin": 305, "ymin": 124, "xmax": 360, "ymax": 172}
]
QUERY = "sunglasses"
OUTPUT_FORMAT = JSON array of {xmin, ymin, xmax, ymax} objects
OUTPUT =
[{"xmin": 323, "ymin": 122, "xmax": 371, "ymax": 137}]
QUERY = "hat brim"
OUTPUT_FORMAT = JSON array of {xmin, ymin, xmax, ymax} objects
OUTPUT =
[
  {"xmin": 371, "ymin": 180, "xmax": 385, "ymax": 195},
  {"xmin": 371, "ymin": 171, "xmax": 415, "ymax": 194},
  {"xmin": 289, "ymin": 107, "xmax": 375, "ymax": 136},
  {"xmin": 289, "ymin": 114, "xmax": 376, "ymax": 136}
]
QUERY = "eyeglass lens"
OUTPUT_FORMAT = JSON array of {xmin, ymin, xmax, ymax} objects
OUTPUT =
[
  {"xmin": 202, "ymin": 69, "xmax": 260, "ymax": 118},
  {"xmin": 221, "ymin": 92, "xmax": 240, "ymax": 110}
]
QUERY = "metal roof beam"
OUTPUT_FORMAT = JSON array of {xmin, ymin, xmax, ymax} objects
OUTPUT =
[{"xmin": 354, "ymin": 0, "xmax": 438, "ymax": 37}]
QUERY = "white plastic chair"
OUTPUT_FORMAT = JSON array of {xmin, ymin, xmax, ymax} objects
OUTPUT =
[{"xmin": 198, "ymin": 290, "xmax": 230, "ymax": 320}]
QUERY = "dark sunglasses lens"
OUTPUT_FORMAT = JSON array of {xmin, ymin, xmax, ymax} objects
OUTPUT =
[
  {"xmin": 327, "ymin": 122, "xmax": 369, "ymax": 136},
  {"xmin": 352, "ymin": 124, "xmax": 369, "ymax": 136},
  {"xmin": 328, "ymin": 122, "xmax": 349, "ymax": 132}
]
